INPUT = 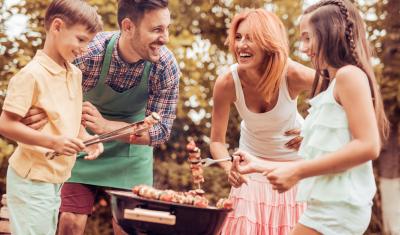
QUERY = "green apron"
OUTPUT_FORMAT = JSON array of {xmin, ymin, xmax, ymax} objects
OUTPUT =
[{"xmin": 68, "ymin": 33, "xmax": 153, "ymax": 189}]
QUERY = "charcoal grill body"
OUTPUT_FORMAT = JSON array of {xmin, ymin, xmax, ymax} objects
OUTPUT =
[{"xmin": 108, "ymin": 190, "xmax": 231, "ymax": 235}]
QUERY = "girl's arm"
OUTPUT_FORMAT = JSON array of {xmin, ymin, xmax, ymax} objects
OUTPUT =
[
  {"xmin": 233, "ymin": 150, "xmax": 289, "ymax": 174},
  {"xmin": 0, "ymin": 110, "xmax": 85, "ymax": 156},
  {"xmin": 267, "ymin": 66, "xmax": 380, "ymax": 192}
]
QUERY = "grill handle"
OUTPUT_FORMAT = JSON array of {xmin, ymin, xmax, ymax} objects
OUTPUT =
[{"xmin": 124, "ymin": 208, "xmax": 176, "ymax": 225}]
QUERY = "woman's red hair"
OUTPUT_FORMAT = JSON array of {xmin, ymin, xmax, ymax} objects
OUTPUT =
[{"xmin": 226, "ymin": 9, "xmax": 289, "ymax": 104}]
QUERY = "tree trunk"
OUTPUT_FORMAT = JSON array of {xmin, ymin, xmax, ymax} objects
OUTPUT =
[
  {"xmin": 378, "ymin": 127, "xmax": 400, "ymax": 235},
  {"xmin": 378, "ymin": 0, "xmax": 400, "ymax": 234}
]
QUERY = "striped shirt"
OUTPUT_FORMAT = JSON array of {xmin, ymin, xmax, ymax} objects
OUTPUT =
[{"xmin": 74, "ymin": 32, "xmax": 180, "ymax": 146}]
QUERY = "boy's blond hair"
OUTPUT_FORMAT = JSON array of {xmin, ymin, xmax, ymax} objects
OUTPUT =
[{"xmin": 44, "ymin": 0, "xmax": 103, "ymax": 33}]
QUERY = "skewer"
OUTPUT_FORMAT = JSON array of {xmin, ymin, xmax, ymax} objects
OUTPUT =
[{"xmin": 200, "ymin": 156, "xmax": 234, "ymax": 167}]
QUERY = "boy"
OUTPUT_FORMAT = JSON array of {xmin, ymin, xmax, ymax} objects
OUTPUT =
[{"xmin": 0, "ymin": 0, "xmax": 103, "ymax": 234}]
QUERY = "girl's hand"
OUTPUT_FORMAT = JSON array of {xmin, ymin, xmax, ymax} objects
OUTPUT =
[
  {"xmin": 232, "ymin": 150, "xmax": 258, "ymax": 174},
  {"xmin": 284, "ymin": 129, "xmax": 303, "ymax": 150},
  {"xmin": 265, "ymin": 162, "xmax": 302, "ymax": 193},
  {"xmin": 52, "ymin": 136, "xmax": 85, "ymax": 156},
  {"xmin": 82, "ymin": 102, "xmax": 108, "ymax": 134}
]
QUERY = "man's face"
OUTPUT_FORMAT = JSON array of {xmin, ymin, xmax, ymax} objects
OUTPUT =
[{"xmin": 130, "ymin": 8, "xmax": 170, "ymax": 62}]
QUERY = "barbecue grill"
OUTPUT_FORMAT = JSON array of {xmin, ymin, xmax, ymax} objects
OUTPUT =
[{"xmin": 107, "ymin": 190, "xmax": 232, "ymax": 235}]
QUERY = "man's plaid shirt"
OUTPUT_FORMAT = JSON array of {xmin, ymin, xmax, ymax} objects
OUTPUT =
[{"xmin": 74, "ymin": 32, "xmax": 180, "ymax": 146}]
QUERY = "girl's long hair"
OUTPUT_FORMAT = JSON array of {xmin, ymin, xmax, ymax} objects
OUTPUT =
[
  {"xmin": 304, "ymin": 0, "xmax": 389, "ymax": 143},
  {"xmin": 226, "ymin": 9, "xmax": 289, "ymax": 104}
]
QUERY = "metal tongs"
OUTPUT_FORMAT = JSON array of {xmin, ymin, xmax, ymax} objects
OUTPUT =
[
  {"xmin": 195, "ymin": 156, "xmax": 234, "ymax": 167},
  {"xmin": 46, "ymin": 112, "xmax": 161, "ymax": 159}
]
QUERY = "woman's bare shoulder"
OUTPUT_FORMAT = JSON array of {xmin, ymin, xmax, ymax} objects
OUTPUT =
[{"xmin": 213, "ymin": 70, "xmax": 236, "ymax": 102}]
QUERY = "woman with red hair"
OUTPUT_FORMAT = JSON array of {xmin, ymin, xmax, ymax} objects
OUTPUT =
[{"xmin": 210, "ymin": 9, "xmax": 314, "ymax": 234}]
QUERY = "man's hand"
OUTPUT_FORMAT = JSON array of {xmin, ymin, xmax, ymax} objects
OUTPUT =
[
  {"xmin": 82, "ymin": 135, "xmax": 104, "ymax": 160},
  {"xmin": 22, "ymin": 107, "xmax": 48, "ymax": 130},
  {"xmin": 82, "ymin": 101, "xmax": 108, "ymax": 134},
  {"xmin": 284, "ymin": 129, "xmax": 303, "ymax": 150},
  {"xmin": 129, "ymin": 132, "xmax": 151, "ymax": 145}
]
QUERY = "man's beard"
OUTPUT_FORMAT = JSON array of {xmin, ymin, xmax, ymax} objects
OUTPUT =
[{"xmin": 131, "ymin": 31, "xmax": 163, "ymax": 63}]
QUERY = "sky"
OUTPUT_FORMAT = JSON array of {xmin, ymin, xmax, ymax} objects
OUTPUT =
[{"xmin": 3, "ymin": 0, "xmax": 28, "ymax": 37}]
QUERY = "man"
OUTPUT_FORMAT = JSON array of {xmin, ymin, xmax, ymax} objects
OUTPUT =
[{"xmin": 23, "ymin": 0, "xmax": 179, "ymax": 234}]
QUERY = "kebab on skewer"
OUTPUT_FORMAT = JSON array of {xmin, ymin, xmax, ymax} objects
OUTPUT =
[
  {"xmin": 186, "ymin": 139, "xmax": 205, "ymax": 195},
  {"xmin": 132, "ymin": 185, "xmax": 209, "ymax": 208}
]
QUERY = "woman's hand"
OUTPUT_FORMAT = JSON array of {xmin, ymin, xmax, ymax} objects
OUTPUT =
[
  {"xmin": 82, "ymin": 101, "xmax": 108, "ymax": 134},
  {"xmin": 227, "ymin": 157, "xmax": 248, "ymax": 188},
  {"xmin": 21, "ymin": 107, "xmax": 48, "ymax": 130},
  {"xmin": 227, "ymin": 165, "xmax": 248, "ymax": 188},
  {"xmin": 265, "ymin": 162, "xmax": 302, "ymax": 193},
  {"xmin": 284, "ymin": 129, "xmax": 303, "ymax": 150}
]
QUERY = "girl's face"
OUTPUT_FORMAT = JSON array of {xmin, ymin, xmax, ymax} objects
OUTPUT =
[
  {"xmin": 234, "ymin": 19, "xmax": 266, "ymax": 70},
  {"xmin": 300, "ymin": 14, "xmax": 324, "ymax": 67},
  {"xmin": 299, "ymin": 14, "xmax": 315, "ymax": 61}
]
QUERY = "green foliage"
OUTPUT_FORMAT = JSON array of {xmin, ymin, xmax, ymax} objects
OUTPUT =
[{"xmin": 0, "ymin": 0, "xmax": 398, "ymax": 234}]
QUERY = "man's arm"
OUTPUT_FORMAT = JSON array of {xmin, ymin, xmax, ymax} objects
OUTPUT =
[
  {"xmin": 81, "ymin": 101, "xmax": 149, "ymax": 143},
  {"xmin": 145, "ymin": 52, "xmax": 180, "ymax": 146},
  {"xmin": 21, "ymin": 108, "xmax": 48, "ymax": 129}
]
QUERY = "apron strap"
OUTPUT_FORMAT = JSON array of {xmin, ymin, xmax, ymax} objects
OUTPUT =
[
  {"xmin": 99, "ymin": 33, "xmax": 118, "ymax": 83},
  {"xmin": 138, "ymin": 61, "xmax": 152, "ymax": 92}
]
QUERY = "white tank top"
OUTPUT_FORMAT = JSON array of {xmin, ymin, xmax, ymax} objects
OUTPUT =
[{"xmin": 231, "ymin": 64, "xmax": 303, "ymax": 161}]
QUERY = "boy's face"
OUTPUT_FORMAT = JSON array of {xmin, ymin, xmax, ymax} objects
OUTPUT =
[
  {"xmin": 56, "ymin": 22, "xmax": 96, "ymax": 63},
  {"xmin": 127, "ymin": 8, "xmax": 171, "ymax": 62}
]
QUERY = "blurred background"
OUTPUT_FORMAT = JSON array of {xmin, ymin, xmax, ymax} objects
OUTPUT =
[{"xmin": 0, "ymin": 0, "xmax": 399, "ymax": 234}]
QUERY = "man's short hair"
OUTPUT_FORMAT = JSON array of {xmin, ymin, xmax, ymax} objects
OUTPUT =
[
  {"xmin": 117, "ymin": 0, "xmax": 168, "ymax": 27},
  {"xmin": 44, "ymin": 0, "xmax": 103, "ymax": 33}
]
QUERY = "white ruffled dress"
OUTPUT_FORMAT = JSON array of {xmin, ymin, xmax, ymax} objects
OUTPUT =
[{"xmin": 297, "ymin": 78, "xmax": 376, "ymax": 206}]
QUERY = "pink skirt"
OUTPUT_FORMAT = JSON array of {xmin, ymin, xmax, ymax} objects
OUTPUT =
[{"xmin": 221, "ymin": 173, "xmax": 306, "ymax": 235}]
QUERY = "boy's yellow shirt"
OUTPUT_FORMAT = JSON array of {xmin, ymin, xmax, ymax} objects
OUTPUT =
[{"xmin": 3, "ymin": 50, "xmax": 83, "ymax": 183}]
